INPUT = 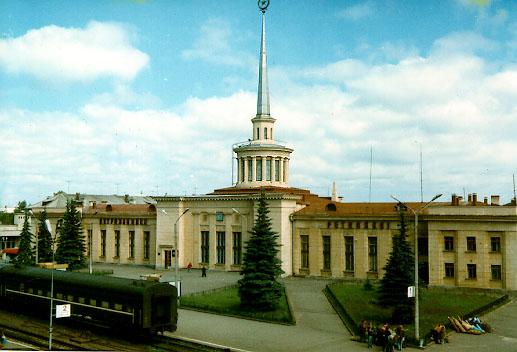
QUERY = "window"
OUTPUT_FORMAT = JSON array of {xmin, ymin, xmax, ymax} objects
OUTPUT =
[
  {"xmin": 368, "ymin": 237, "xmax": 377, "ymax": 272},
  {"xmin": 215, "ymin": 212, "xmax": 224, "ymax": 222},
  {"xmin": 143, "ymin": 231, "xmax": 150, "ymax": 260},
  {"xmin": 445, "ymin": 263, "xmax": 455, "ymax": 278},
  {"xmin": 201, "ymin": 231, "xmax": 209, "ymax": 263},
  {"xmin": 444, "ymin": 236, "xmax": 454, "ymax": 251},
  {"xmin": 322, "ymin": 236, "xmax": 331, "ymax": 271},
  {"xmin": 491, "ymin": 265, "xmax": 501, "ymax": 280},
  {"xmin": 467, "ymin": 236, "xmax": 476, "ymax": 252},
  {"xmin": 266, "ymin": 158, "xmax": 271, "ymax": 181},
  {"xmin": 300, "ymin": 235, "xmax": 309, "ymax": 268},
  {"xmin": 256, "ymin": 159, "xmax": 262, "ymax": 181},
  {"xmin": 467, "ymin": 264, "xmax": 477, "ymax": 279},
  {"xmin": 275, "ymin": 159, "xmax": 280, "ymax": 181},
  {"xmin": 100, "ymin": 230, "xmax": 106, "ymax": 257},
  {"xmin": 241, "ymin": 159, "xmax": 245, "ymax": 182},
  {"xmin": 248, "ymin": 159, "xmax": 253, "ymax": 181},
  {"xmin": 256, "ymin": 127, "xmax": 259, "ymax": 139},
  {"xmin": 264, "ymin": 127, "xmax": 268, "ymax": 139},
  {"xmin": 129, "ymin": 231, "xmax": 135, "ymax": 259},
  {"xmin": 418, "ymin": 237, "xmax": 428, "ymax": 256},
  {"xmin": 491, "ymin": 237, "xmax": 501, "ymax": 253},
  {"xmin": 216, "ymin": 231, "xmax": 225, "ymax": 264},
  {"xmin": 345, "ymin": 236, "xmax": 354, "ymax": 271},
  {"xmin": 115, "ymin": 230, "xmax": 120, "ymax": 257},
  {"xmin": 87, "ymin": 229, "xmax": 92, "ymax": 256},
  {"xmin": 233, "ymin": 232, "xmax": 242, "ymax": 265}
]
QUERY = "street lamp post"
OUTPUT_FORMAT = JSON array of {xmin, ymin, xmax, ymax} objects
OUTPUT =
[
  {"xmin": 44, "ymin": 219, "xmax": 55, "ymax": 351},
  {"xmin": 161, "ymin": 208, "xmax": 190, "ymax": 302},
  {"xmin": 390, "ymin": 193, "xmax": 442, "ymax": 344}
]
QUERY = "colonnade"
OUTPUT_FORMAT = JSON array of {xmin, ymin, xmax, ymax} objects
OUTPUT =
[{"xmin": 236, "ymin": 156, "xmax": 289, "ymax": 184}]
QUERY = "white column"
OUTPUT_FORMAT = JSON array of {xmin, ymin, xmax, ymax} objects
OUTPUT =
[
  {"xmin": 244, "ymin": 158, "xmax": 249, "ymax": 184},
  {"xmin": 279, "ymin": 157, "xmax": 284, "ymax": 183},
  {"xmin": 262, "ymin": 156, "xmax": 267, "ymax": 183},
  {"xmin": 271, "ymin": 157, "xmax": 276, "ymax": 184},
  {"xmin": 284, "ymin": 158, "xmax": 289, "ymax": 184}
]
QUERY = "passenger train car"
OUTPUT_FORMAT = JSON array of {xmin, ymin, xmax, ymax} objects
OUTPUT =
[{"xmin": 0, "ymin": 265, "xmax": 177, "ymax": 335}]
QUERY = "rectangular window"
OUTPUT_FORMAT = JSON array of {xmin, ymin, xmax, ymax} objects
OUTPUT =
[
  {"xmin": 264, "ymin": 127, "xmax": 268, "ymax": 139},
  {"xmin": 467, "ymin": 236, "xmax": 476, "ymax": 252},
  {"xmin": 129, "ymin": 231, "xmax": 135, "ymax": 258},
  {"xmin": 240, "ymin": 159, "xmax": 245, "ymax": 182},
  {"xmin": 300, "ymin": 235, "xmax": 309, "ymax": 268},
  {"xmin": 444, "ymin": 236, "xmax": 454, "ymax": 251},
  {"xmin": 201, "ymin": 231, "xmax": 209, "ymax": 263},
  {"xmin": 368, "ymin": 237, "xmax": 378, "ymax": 272},
  {"xmin": 445, "ymin": 263, "xmax": 455, "ymax": 278},
  {"xmin": 491, "ymin": 237, "xmax": 501, "ymax": 252},
  {"xmin": 275, "ymin": 159, "xmax": 280, "ymax": 181},
  {"xmin": 491, "ymin": 265, "xmax": 501, "ymax": 280},
  {"xmin": 418, "ymin": 237, "xmax": 428, "ymax": 256},
  {"xmin": 345, "ymin": 236, "xmax": 354, "ymax": 271},
  {"xmin": 266, "ymin": 159, "xmax": 271, "ymax": 181},
  {"xmin": 216, "ymin": 231, "xmax": 225, "ymax": 264},
  {"xmin": 100, "ymin": 230, "xmax": 106, "ymax": 257},
  {"xmin": 248, "ymin": 159, "xmax": 253, "ymax": 181},
  {"xmin": 233, "ymin": 232, "xmax": 242, "ymax": 265},
  {"xmin": 467, "ymin": 264, "xmax": 477, "ymax": 279},
  {"xmin": 256, "ymin": 159, "xmax": 263, "ymax": 181},
  {"xmin": 143, "ymin": 231, "xmax": 150, "ymax": 260},
  {"xmin": 115, "ymin": 230, "xmax": 120, "ymax": 257},
  {"xmin": 322, "ymin": 236, "xmax": 331, "ymax": 270}
]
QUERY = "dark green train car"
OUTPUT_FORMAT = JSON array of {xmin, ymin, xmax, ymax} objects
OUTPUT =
[{"xmin": 0, "ymin": 265, "xmax": 177, "ymax": 334}]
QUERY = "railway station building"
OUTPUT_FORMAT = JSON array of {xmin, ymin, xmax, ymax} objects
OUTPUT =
[{"xmin": 28, "ymin": 6, "xmax": 517, "ymax": 292}]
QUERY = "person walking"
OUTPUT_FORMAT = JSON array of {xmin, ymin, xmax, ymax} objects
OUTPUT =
[{"xmin": 201, "ymin": 265, "xmax": 207, "ymax": 277}]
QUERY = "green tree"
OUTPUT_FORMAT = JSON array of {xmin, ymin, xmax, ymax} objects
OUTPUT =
[
  {"xmin": 55, "ymin": 200, "xmax": 85, "ymax": 270},
  {"xmin": 238, "ymin": 191, "xmax": 284, "ymax": 311},
  {"xmin": 15, "ymin": 200, "xmax": 27, "ymax": 212},
  {"xmin": 378, "ymin": 205, "xmax": 415, "ymax": 323},
  {"xmin": 37, "ymin": 209, "xmax": 54, "ymax": 263},
  {"xmin": 13, "ymin": 211, "xmax": 35, "ymax": 266}
]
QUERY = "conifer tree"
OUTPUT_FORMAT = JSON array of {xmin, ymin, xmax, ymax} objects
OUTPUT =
[
  {"xmin": 238, "ymin": 191, "xmax": 284, "ymax": 311},
  {"xmin": 378, "ymin": 206, "xmax": 415, "ymax": 323},
  {"xmin": 13, "ymin": 211, "xmax": 35, "ymax": 266},
  {"xmin": 37, "ymin": 209, "xmax": 54, "ymax": 263},
  {"xmin": 55, "ymin": 200, "xmax": 85, "ymax": 270}
]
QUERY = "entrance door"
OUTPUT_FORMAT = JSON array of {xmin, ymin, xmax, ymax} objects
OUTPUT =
[{"xmin": 164, "ymin": 250, "xmax": 172, "ymax": 269}]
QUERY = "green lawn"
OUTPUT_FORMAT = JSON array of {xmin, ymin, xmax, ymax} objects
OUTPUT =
[
  {"xmin": 327, "ymin": 282, "xmax": 506, "ymax": 343},
  {"xmin": 180, "ymin": 286, "xmax": 295, "ymax": 325}
]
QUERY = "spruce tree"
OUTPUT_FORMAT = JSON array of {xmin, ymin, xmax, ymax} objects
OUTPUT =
[
  {"xmin": 37, "ymin": 209, "xmax": 54, "ymax": 263},
  {"xmin": 238, "ymin": 191, "xmax": 284, "ymax": 311},
  {"xmin": 13, "ymin": 211, "xmax": 35, "ymax": 266},
  {"xmin": 378, "ymin": 206, "xmax": 415, "ymax": 323},
  {"xmin": 55, "ymin": 200, "xmax": 86, "ymax": 270}
]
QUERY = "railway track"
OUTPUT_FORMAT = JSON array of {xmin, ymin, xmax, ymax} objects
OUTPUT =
[{"xmin": 0, "ymin": 309, "xmax": 229, "ymax": 351}]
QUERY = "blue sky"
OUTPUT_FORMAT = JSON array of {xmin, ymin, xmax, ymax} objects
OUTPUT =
[{"xmin": 1, "ymin": 0, "xmax": 516, "ymax": 206}]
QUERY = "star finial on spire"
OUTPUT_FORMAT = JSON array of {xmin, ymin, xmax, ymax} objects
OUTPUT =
[{"xmin": 258, "ymin": 0, "xmax": 270, "ymax": 13}]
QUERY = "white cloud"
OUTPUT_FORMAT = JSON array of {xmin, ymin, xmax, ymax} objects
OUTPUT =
[
  {"xmin": 182, "ymin": 18, "xmax": 255, "ymax": 68},
  {"xmin": 338, "ymin": 2, "xmax": 375, "ymax": 21},
  {"xmin": 0, "ymin": 21, "xmax": 149, "ymax": 82}
]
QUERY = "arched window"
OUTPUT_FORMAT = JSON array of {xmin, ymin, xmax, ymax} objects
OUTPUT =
[{"xmin": 325, "ymin": 203, "xmax": 337, "ymax": 212}]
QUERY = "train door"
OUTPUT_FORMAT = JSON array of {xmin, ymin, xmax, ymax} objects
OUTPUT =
[{"xmin": 164, "ymin": 250, "xmax": 172, "ymax": 269}]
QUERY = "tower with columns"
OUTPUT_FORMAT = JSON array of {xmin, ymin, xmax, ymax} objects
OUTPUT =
[{"xmin": 233, "ymin": 3, "xmax": 293, "ymax": 189}]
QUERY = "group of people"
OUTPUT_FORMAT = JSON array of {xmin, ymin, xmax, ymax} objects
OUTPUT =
[{"xmin": 359, "ymin": 321, "xmax": 405, "ymax": 351}]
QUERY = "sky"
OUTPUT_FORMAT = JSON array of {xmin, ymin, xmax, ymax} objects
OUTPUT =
[{"xmin": 1, "ymin": 0, "xmax": 516, "ymax": 206}]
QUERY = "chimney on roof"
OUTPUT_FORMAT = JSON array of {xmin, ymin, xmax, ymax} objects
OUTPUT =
[
  {"xmin": 491, "ymin": 195, "xmax": 500, "ymax": 206},
  {"xmin": 484, "ymin": 197, "xmax": 488, "ymax": 205},
  {"xmin": 472, "ymin": 193, "xmax": 477, "ymax": 205},
  {"xmin": 467, "ymin": 193, "xmax": 472, "ymax": 204},
  {"xmin": 124, "ymin": 194, "xmax": 129, "ymax": 203},
  {"xmin": 458, "ymin": 196, "xmax": 465, "ymax": 205},
  {"xmin": 451, "ymin": 194, "xmax": 457, "ymax": 206}
]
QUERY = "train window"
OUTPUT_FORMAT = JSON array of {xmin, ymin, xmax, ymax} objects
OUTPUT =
[
  {"xmin": 27, "ymin": 288, "xmax": 33, "ymax": 294},
  {"xmin": 114, "ymin": 303, "xmax": 123, "ymax": 311},
  {"xmin": 20, "ymin": 283, "xmax": 24, "ymax": 291},
  {"xmin": 38, "ymin": 289, "xmax": 43, "ymax": 296},
  {"xmin": 102, "ymin": 301, "xmax": 109, "ymax": 309},
  {"xmin": 90, "ymin": 299, "xmax": 96, "ymax": 306},
  {"xmin": 78, "ymin": 297, "xmax": 85, "ymax": 304},
  {"xmin": 68, "ymin": 294, "xmax": 74, "ymax": 302},
  {"xmin": 56, "ymin": 293, "xmax": 63, "ymax": 299}
]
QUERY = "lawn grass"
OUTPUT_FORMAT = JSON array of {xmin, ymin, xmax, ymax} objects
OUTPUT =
[
  {"xmin": 180, "ymin": 286, "xmax": 295, "ymax": 325},
  {"xmin": 328, "ymin": 281, "xmax": 506, "ymax": 343}
]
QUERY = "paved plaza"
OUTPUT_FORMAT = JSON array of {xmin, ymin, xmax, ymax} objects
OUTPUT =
[{"xmin": 90, "ymin": 264, "xmax": 517, "ymax": 352}]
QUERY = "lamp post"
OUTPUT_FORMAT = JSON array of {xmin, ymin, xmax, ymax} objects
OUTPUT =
[
  {"xmin": 161, "ymin": 208, "xmax": 190, "ymax": 300},
  {"xmin": 390, "ymin": 193, "xmax": 442, "ymax": 344},
  {"xmin": 44, "ymin": 219, "xmax": 55, "ymax": 351}
]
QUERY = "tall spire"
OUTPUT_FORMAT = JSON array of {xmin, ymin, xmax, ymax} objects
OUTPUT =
[{"xmin": 257, "ymin": 3, "xmax": 270, "ymax": 116}]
